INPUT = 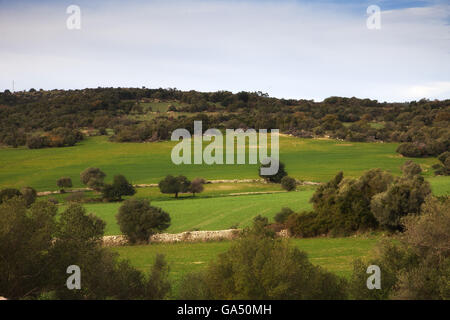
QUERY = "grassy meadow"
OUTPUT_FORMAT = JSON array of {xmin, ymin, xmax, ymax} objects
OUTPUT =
[
  {"xmin": 0, "ymin": 135, "xmax": 447, "ymax": 192},
  {"xmin": 111, "ymin": 236, "xmax": 380, "ymax": 295},
  {"xmin": 63, "ymin": 189, "xmax": 315, "ymax": 235}
]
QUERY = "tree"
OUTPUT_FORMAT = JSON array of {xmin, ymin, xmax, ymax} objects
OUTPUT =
[
  {"xmin": 349, "ymin": 196, "xmax": 450, "ymax": 300},
  {"xmin": 0, "ymin": 198, "xmax": 57, "ymax": 299},
  {"xmin": 433, "ymin": 151, "xmax": 450, "ymax": 176},
  {"xmin": 158, "ymin": 175, "xmax": 191, "ymax": 198},
  {"xmin": 102, "ymin": 174, "xmax": 136, "ymax": 201},
  {"xmin": 189, "ymin": 178, "xmax": 205, "ymax": 196},
  {"xmin": 20, "ymin": 186, "xmax": 37, "ymax": 207},
  {"xmin": 178, "ymin": 221, "xmax": 347, "ymax": 299},
  {"xmin": 259, "ymin": 161, "xmax": 287, "ymax": 183},
  {"xmin": 371, "ymin": 175, "xmax": 431, "ymax": 231},
  {"xmin": 281, "ymin": 176, "xmax": 296, "ymax": 191},
  {"xmin": 0, "ymin": 198, "xmax": 172, "ymax": 300},
  {"xmin": 274, "ymin": 207, "xmax": 294, "ymax": 224},
  {"xmin": 56, "ymin": 177, "xmax": 72, "ymax": 193},
  {"xmin": 304, "ymin": 169, "xmax": 393, "ymax": 236},
  {"xmin": 401, "ymin": 160, "xmax": 422, "ymax": 177},
  {"xmin": 0, "ymin": 188, "xmax": 22, "ymax": 205},
  {"xmin": 80, "ymin": 167, "xmax": 106, "ymax": 191},
  {"xmin": 116, "ymin": 199, "xmax": 171, "ymax": 244}
]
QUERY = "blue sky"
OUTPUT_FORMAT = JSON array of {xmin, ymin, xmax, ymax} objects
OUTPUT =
[{"xmin": 0, "ymin": 0, "xmax": 449, "ymax": 101}]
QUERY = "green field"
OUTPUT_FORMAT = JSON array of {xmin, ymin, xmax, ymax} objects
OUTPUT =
[
  {"xmin": 111, "ymin": 236, "xmax": 380, "ymax": 296},
  {"xmin": 1, "ymin": 135, "xmax": 447, "ymax": 192},
  {"xmin": 69, "ymin": 190, "xmax": 314, "ymax": 235}
]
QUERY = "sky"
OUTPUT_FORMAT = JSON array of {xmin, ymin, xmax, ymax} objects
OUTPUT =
[{"xmin": 0, "ymin": 0, "xmax": 449, "ymax": 102}]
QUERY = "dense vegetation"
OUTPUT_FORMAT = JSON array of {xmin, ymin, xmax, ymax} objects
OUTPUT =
[{"xmin": 1, "ymin": 88, "xmax": 448, "ymax": 164}]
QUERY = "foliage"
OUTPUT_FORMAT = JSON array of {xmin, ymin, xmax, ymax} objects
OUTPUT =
[
  {"xmin": 349, "ymin": 196, "xmax": 450, "ymax": 300},
  {"xmin": 20, "ymin": 186, "xmax": 37, "ymax": 207},
  {"xmin": 280, "ymin": 176, "xmax": 296, "ymax": 191},
  {"xmin": 80, "ymin": 167, "xmax": 106, "ymax": 191},
  {"xmin": 433, "ymin": 151, "xmax": 450, "ymax": 176},
  {"xmin": 57, "ymin": 177, "xmax": 72, "ymax": 192},
  {"xmin": 189, "ymin": 177, "xmax": 205, "ymax": 196},
  {"xmin": 274, "ymin": 207, "xmax": 294, "ymax": 224},
  {"xmin": 102, "ymin": 174, "xmax": 136, "ymax": 201},
  {"xmin": 0, "ymin": 199, "xmax": 170, "ymax": 300},
  {"xmin": 158, "ymin": 175, "xmax": 191, "ymax": 198},
  {"xmin": 0, "ymin": 188, "xmax": 22, "ymax": 204},
  {"xmin": 116, "ymin": 199, "xmax": 171, "ymax": 244},
  {"xmin": 371, "ymin": 174, "xmax": 431, "ymax": 231},
  {"xmin": 259, "ymin": 161, "xmax": 287, "ymax": 183},
  {"xmin": 177, "ymin": 221, "xmax": 348, "ymax": 299}
]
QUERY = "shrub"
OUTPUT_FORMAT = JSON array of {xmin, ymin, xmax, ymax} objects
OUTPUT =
[
  {"xmin": 259, "ymin": 161, "xmax": 287, "ymax": 183},
  {"xmin": 0, "ymin": 188, "xmax": 22, "ymax": 205},
  {"xmin": 349, "ymin": 196, "xmax": 450, "ymax": 300},
  {"xmin": 274, "ymin": 207, "xmax": 294, "ymax": 224},
  {"xmin": 158, "ymin": 175, "xmax": 190, "ymax": 198},
  {"xmin": 281, "ymin": 176, "xmax": 296, "ymax": 191},
  {"xmin": 26, "ymin": 135, "xmax": 49, "ymax": 149},
  {"xmin": 47, "ymin": 197, "xmax": 59, "ymax": 205},
  {"xmin": 80, "ymin": 167, "xmax": 106, "ymax": 191},
  {"xmin": 102, "ymin": 174, "xmax": 136, "ymax": 201},
  {"xmin": 178, "ymin": 222, "xmax": 348, "ymax": 299},
  {"xmin": 189, "ymin": 177, "xmax": 205, "ymax": 196},
  {"xmin": 116, "ymin": 199, "xmax": 171, "ymax": 244},
  {"xmin": 371, "ymin": 175, "xmax": 431, "ymax": 231},
  {"xmin": 20, "ymin": 187, "xmax": 37, "ymax": 207},
  {"xmin": 57, "ymin": 177, "xmax": 72, "ymax": 192},
  {"xmin": 65, "ymin": 192, "xmax": 85, "ymax": 203},
  {"xmin": 286, "ymin": 211, "xmax": 322, "ymax": 238},
  {"xmin": 400, "ymin": 160, "xmax": 422, "ymax": 177}
]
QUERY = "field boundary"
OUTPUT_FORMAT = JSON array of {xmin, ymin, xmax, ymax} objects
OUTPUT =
[
  {"xmin": 36, "ymin": 179, "xmax": 322, "ymax": 196},
  {"xmin": 102, "ymin": 229, "xmax": 289, "ymax": 246}
]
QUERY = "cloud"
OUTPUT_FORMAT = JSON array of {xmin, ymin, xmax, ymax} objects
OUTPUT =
[
  {"xmin": 0, "ymin": 0, "xmax": 448, "ymax": 101},
  {"xmin": 401, "ymin": 82, "xmax": 450, "ymax": 100}
]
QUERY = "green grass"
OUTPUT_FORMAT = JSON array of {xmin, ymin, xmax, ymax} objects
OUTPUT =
[
  {"xmin": 43, "ymin": 182, "xmax": 288, "ymax": 203},
  {"xmin": 69, "ymin": 190, "xmax": 315, "ymax": 235},
  {"xmin": 111, "ymin": 236, "xmax": 380, "ymax": 295},
  {"xmin": 0, "ymin": 135, "xmax": 445, "ymax": 192}
]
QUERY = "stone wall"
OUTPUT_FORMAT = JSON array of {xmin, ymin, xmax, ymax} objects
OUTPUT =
[{"xmin": 102, "ymin": 229, "xmax": 289, "ymax": 247}]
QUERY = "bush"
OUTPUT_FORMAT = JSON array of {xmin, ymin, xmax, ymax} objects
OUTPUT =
[
  {"xmin": 20, "ymin": 187, "xmax": 37, "ymax": 207},
  {"xmin": 349, "ymin": 196, "xmax": 450, "ymax": 300},
  {"xmin": 371, "ymin": 175, "xmax": 431, "ymax": 231},
  {"xmin": 80, "ymin": 167, "xmax": 106, "ymax": 191},
  {"xmin": 259, "ymin": 161, "xmax": 287, "ymax": 183},
  {"xmin": 102, "ymin": 174, "xmax": 136, "ymax": 201},
  {"xmin": 57, "ymin": 177, "xmax": 72, "ymax": 192},
  {"xmin": 286, "ymin": 212, "xmax": 322, "ymax": 238},
  {"xmin": 281, "ymin": 176, "xmax": 296, "ymax": 191},
  {"xmin": 178, "ymin": 222, "xmax": 348, "ymax": 299},
  {"xmin": 0, "ymin": 188, "xmax": 22, "ymax": 205},
  {"xmin": 26, "ymin": 135, "xmax": 49, "ymax": 149},
  {"xmin": 189, "ymin": 177, "xmax": 205, "ymax": 196},
  {"xmin": 65, "ymin": 192, "xmax": 85, "ymax": 203},
  {"xmin": 158, "ymin": 175, "xmax": 190, "ymax": 198},
  {"xmin": 116, "ymin": 199, "xmax": 171, "ymax": 244},
  {"xmin": 274, "ymin": 207, "xmax": 294, "ymax": 224}
]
